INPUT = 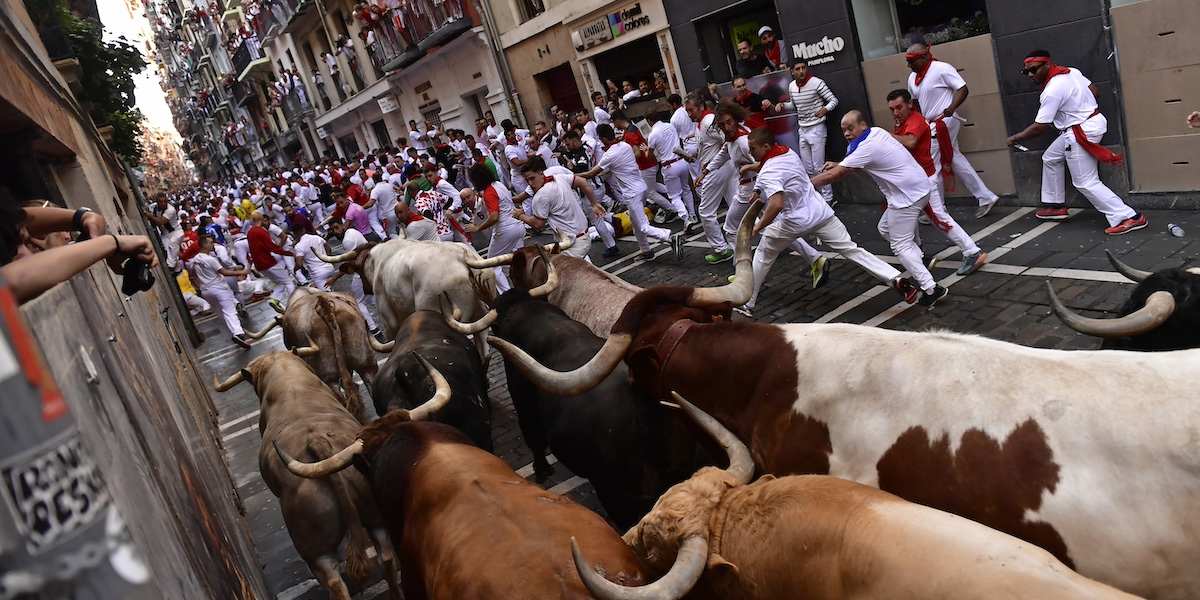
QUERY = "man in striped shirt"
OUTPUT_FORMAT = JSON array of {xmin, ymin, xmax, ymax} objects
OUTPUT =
[{"xmin": 774, "ymin": 59, "xmax": 839, "ymax": 204}]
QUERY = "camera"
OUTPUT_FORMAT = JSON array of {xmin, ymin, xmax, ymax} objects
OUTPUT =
[{"xmin": 121, "ymin": 258, "xmax": 156, "ymax": 295}]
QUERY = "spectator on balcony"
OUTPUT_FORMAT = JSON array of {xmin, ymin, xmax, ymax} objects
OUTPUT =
[
  {"xmin": 311, "ymin": 71, "xmax": 332, "ymax": 109},
  {"xmin": 335, "ymin": 35, "xmax": 363, "ymax": 90},
  {"xmin": 246, "ymin": 0, "xmax": 263, "ymax": 33},
  {"xmin": 288, "ymin": 69, "xmax": 309, "ymax": 108},
  {"xmin": 322, "ymin": 51, "xmax": 348, "ymax": 101}
]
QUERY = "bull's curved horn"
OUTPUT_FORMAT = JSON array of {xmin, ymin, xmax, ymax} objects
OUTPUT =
[
  {"xmin": 244, "ymin": 316, "xmax": 282, "ymax": 339},
  {"xmin": 1189, "ymin": 267, "xmax": 1200, "ymax": 277},
  {"xmin": 668, "ymin": 392, "xmax": 754, "ymax": 486},
  {"xmin": 212, "ymin": 370, "xmax": 244, "ymax": 392},
  {"xmin": 1105, "ymin": 250, "xmax": 1152, "ymax": 283},
  {"xmin": 291, "ymin": 335, "xmax": 321, "ymax": 357},
  {"xmin": 439, "ymin": 293, "xmax": 498, "ymax": 335},
  {"xmin": 315, "ymin": 249, "xmax": 358, "ymax": 263},
  {"xmin": 275, "ymin": 439, "xmax": 363, "ymax": 478},
  {"xmin": 1046, "ymin": 282, "xmax": 1175, "ymax": 338},
  {"xmin": 487, "ymin": 333, "xmax": 630, "ymax": 396},
  {"xmin": 571, "ymin": 535, "xmax": 708, "ymax": 600},
  {"xmin": 464, "ymin": 251, "xmax": 515, "ymax": 269},
  {"xmin": 686, "ymin": 200, "xmax": 762, "ymax": 308},
  {"xmin": 368, "ymin": 334, "xmax": 394, "ymax": 353},
  {"xmin": 407, "ymin": 354, "xmax": 452, "ymax": 422},
  {"xmin": 528, "ymin": 246, "xmax": 559, "ymax": 297},
  {"xmin": 544, "ymin": 229, "xmax": 573, "ymax": 253}
]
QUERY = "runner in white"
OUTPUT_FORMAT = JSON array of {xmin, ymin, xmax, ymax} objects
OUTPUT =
[
  {"xmin": 516, "ymin": 156, "xmax": 606, "ymax": 261},
  {"xmin": 578, "ymin": 125, "xmax": 674, "ymax": 261},
  {"xmin": 326, "ymin": 218, "xmax": 381, "ymax": 333},
  {"xmin": 368, "ymin": 172, "xmax": 400, "ymax": 239},
  {"xmin": 687, "ymin": 94, "xmax": 738, "ymax": 264},
  {"xmin": 465, "ymin": 163, "xmax": 526, "ymax": 291},
  {"xmin": 290, "ymin": 224, "xmax": 336, "ymax": 291},
  {"xmin": 188, "ymin": 233, "xmax": 253, "ymax": 348},
  {"xmin": 646, "ymin": 105, "xmax": 695, "ymax": 228}
]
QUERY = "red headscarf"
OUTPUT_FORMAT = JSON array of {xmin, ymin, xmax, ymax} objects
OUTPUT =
[
  {"xmin": 1023, "ymin": 56, "xmax": 1071, "ymax": 90},
  {"xmin": 906, "ymin": 47, "xmax": 935, "ymax": 85}
]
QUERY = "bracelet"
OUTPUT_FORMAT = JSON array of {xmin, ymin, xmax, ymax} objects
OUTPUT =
[
  {"xmin": 110, "ymin": 234, "xmax": 121, "ymax": 258},
  {"xmin": 73, "ymin": 208, "xmax": 92, "ymax": 231}
]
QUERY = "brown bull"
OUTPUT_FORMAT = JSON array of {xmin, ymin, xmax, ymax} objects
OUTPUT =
[
  {"xmin": 275, "ymin": 373, "xmax": 650, "ymax": 599},
  {"xmin": 246, "ymin": 287, "xmax": 392, "ymax": 422},
  {"xmin": 574, "ymin": 395, "xmax": 1140, "ymax": 600},
  {"xmin": 212, "ymin": 352, "xmax": 401, "ymax": 600}
]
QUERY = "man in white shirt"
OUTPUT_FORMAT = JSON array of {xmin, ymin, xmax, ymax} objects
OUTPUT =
[
  {"xmin": 687, "ymin": 95, "xmax": 738, "ymax": 264},
  {"xmin": 326, "ymin": 218, "xmax": 381, "ymax": 334},
  {"xmin": 515, "ymin": 157, "xmax": 607, "ymax": 260},
  {"xmin": 408, "ymin": 119, "xmax": 429, "ymax": 155},
  {"xmin": 646, "ymin": 105, "xmax": 694, "ymax": 231},
  {"xmin": 579, "ymin": 125, "xmax": 675, "ymax": 261},
  {"xmin": 289, "ymin": 223, "xmax": 336, "ymax": 291},
  {"xmin": 529, "ymin": 134, "xmax": 559, "ymax": 170},
  {"xmin": 188, "ymin": 234, "xmax": 253, "ymax": 347},
  {"xmin": 148, "ymin": 193, "xmax": 184, "ymax": 271},
  {"xmin": 591, "ymin": 91, "xmax": 612, "ymax": 126},
  {"xmin": 369, "ymin": 173, "xmax": 400, "ymax": 239},
  {"xmin": 502, "ymin": 129, "xmax": 529, "ymax": 194},
  {"xmin": 775, "ymin": 59, "xmax": 839, "ymax": 204},
  {"xmin": 741, "ymin": 127, "xmax": 914, "ymax": 316},
  {"xmin": 905, "ymin": 43, "xmax": 1001, "ymax": 218},
  {"xmin": 812, "ymin": 111, "xmax": 945, "ymax": 307},
  {"xmin": 1006, "ymin": 49, "xmax": 1144, "ymax": 236}
]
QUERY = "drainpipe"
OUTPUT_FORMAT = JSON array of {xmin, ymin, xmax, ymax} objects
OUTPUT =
[{"xmin": 474, "ymin": 0, "xmax": 526, "ymax": 127}]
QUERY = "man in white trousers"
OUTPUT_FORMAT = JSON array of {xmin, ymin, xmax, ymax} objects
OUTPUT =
[
  {"xmin": 687, "ymin": 94, "xmax": 739, "ymax": 264},
  {"xmin": 611, "ymin": 111, "xmax": 690, "ymax": 225},
  {"xmin": 579, "ymin": 126, "xmax": 674, "ymax": 261},
  {"xmin": 289, "ymin": 223, "xmax": 336, "ymax": 293},
  {"xmin": 1006, "ymin": 49, "xmax": 1145, "ymax": 236},
  {"xmin": 646, "ymin": 104, "xmax": 696, "ymax": 231},
  {"xmin": 327, "ymin": 218, "xmax": 383, "ymax": 336},
  {"xmin": 465, "ymin": 163, "xmax": 526, "ymax": 292},
  {"xmin": 812, "ymin": 111, "xmax": 947, "ymax": 308},
  {"xmin": 775, "ymin": 59, "xmax": 839, "ymax": 204},
  {"xmin": 246, "ymin": 211, "xmax": 295, "ymax": 312},
  {"xmin": 740, "ymin": 127, "xmax": 916, "ymax": 317},
  {"xmin": 188, "ymin": 234, "xmax": 253, "ymax": 348},
  {"xmin": 904, "ymin": 43, "xmax": 1001, "ymax": 218},
  {"xmin": 516, "ymin": 156, "xmax": 607, "ymax": 261}
]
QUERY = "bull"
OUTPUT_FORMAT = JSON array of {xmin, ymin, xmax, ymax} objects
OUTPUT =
[
  {"xmin": 273, "ymin": 378, "xmax": 649, "ymax": 599},
  {"xmin": 573, "ymin": 395, "xmax": 1139, "ymax": 600},
  {"xmin": 212, "ymin": 352, "xmax": 401, "ymax": 600},
  {"xmin": 447, "ymin": 249, "xmax": 710, "ymax": 528},
  {"xmin": 489, "ymin": 201, "xmax": 1200, "ymax": 599},
  {"xmin": 371, "ymin": 310, "xmax": 493, "ymax": 451},
  {"xmin": 1047, "ymin": 250, "xmax": 1200, "ymax": 351},
  {"xmin": 244, "ymin": 287, "xmax": 392, "ymax": 422}
]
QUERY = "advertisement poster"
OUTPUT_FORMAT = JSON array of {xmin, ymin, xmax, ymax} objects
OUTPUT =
[{"xmin": 712, "ymin": 70, "xmax": 801, "ymax": 155}]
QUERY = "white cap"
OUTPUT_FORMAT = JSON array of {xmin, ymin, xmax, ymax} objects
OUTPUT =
[{"xmin": 758, "ymin": 25, "xmax": 774, "ymax": 36}]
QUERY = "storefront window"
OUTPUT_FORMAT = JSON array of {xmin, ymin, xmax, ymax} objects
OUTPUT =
[
  {"xmin": 691, "ymin": 0, "xmax": 783, "ymax": 84},
  {"xmin": 853, "ymin": 0, "xmax": 988, "ymax": 59}
]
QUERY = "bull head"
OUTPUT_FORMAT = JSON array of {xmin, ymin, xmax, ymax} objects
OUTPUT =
[
  {"xmin": 442, "ymin": 246, "xmax": 560, "ymax": 335},
  {"xmin": 1045, "ymin": 249, "xmax": 1179, "ymax": 339},
  {"xmin": 274, "ymin": 354, "xmax": 451, "ymax": 478},
  {"xmin": 463, "ymin": 229, "xmax": 573, "ymax": 269},
  {"xmin": 487, "ymin": 200, "xmax": 762, "ymax": 397},
  {"xmin": 571, "ymin": 393, "xmax": 754, "ymax": 600}
]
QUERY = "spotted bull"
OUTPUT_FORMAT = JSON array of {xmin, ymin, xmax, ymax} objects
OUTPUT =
[
  {"xmin": 212, "ymin": 352, "xmax": 400, "ymax": 600},
  {"xmin": 244, "ymin": 287, "xmax": 391, "ymax": 422},
  {"xmin": 490, "ymin": 201, "xmax": 1200, "ymax": 599},
  {"xmin": 1047, "ymin": 250, "xmax": 1200, "ymax": 351},
  {"xmin": 573, "ymin": 395, "xmax": 1139, "ymax": 600},
  {"xmin": 274, "ymin": 371, "xmax": 649, "ymax": 600}
]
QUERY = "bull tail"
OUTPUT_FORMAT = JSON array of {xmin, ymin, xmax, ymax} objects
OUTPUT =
[
  {"xmin": 308, "ymin": 435, "xmax": 373, "ymax": 584},
  {"xmin": 316, "ymin": 297, "xmax": 364, "ymax": 421}
]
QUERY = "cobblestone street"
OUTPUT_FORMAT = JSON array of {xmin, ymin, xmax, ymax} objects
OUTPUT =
[{"xmin": 195, "ymin": 201, "xmax": 1198, "ymax": 599}]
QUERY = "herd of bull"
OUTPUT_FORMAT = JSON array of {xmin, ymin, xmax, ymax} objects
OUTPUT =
[{"xmin": 212, "ymin": 201, "xmax": 1200, "ymax": 599}]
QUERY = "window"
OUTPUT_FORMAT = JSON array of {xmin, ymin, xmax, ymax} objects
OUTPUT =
[
  {"xmin": 517, "ymin": 0, "xmax": 545, "ymax": 22},
  {"xmin": 852, "ymin": 0, "xmax": 989, "ymax": 60},
  {"xmin": 421, "ymin": 103, "xmax": 442, "ymax": 133},
  {"xmin": 690, "ymin": 0, "xmax": 781, "ymax": 84}
]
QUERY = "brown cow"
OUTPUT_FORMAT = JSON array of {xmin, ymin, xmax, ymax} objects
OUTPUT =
[
  {"xmin": 574, "ymin": 395, "xmax": 1141, "ymax": 600},
  {"xmin": 245, "ymin": 287, "xmax": 392, "ymax": 421},
  {"xmin": 212, "ymin": 352, "xmax": 401, "ymax": 600},
  {"xmin": 274, "ymin": 376, "xmax": 650, "ymax": 599}
]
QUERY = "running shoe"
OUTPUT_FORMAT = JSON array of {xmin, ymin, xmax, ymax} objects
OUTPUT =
[
  {"xmin": 601, "ymin": 246, "xmax": 620, "ymax": 258},
  {"xmin": 918, "ymin": 213, "xmax": 931, "ymax": 225},
  {"xmin": 705, "ymin": 248, "xmax": 734, "ymax": 264},
  {"xmin": 892, "ymin": 276, "xmax": 919, "ymax": 304},
  {"xmin": 637, "ymin": 251, "xmax": 656, "ymax": 262},
  {"xmin": 917, "ymin": 285, "xmax": 949, "ymax": 308},
  {"xmin": 956, "ymin": 251, "xmax": 988, "ymax": 276},
  {"xmin": 670, "ymin": 232, "xmax": 685, "ymax": 262},
  {"xmin": 1035, "ymin": 206, "xmax": 1070, "ymax": 221},
  {"xmin": 1104, "ymin": 214, "xmax": 1147, "ymax": 236},
  {"xmin": 732, "ymin": 305, "xmax": 753, "ymax": 318},
  {"xmin": 975, "ymin": 199, "xmax": 999, "ymax": 218},
  {"xmin": 811, "ymin": 256, "xmax": 831, "ymax": 289},
  {"xmin": 232, "ymin": 334, "xmax": 252, "ymax": 350},
  {"xmin": 268, "ymin": 299, "xmax": 284, "ymax": 313}
]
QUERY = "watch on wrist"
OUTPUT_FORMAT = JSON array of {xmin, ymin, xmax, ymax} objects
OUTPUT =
[{"xmin": 73, "ymin": 207, "xmax": 93, "ymax": 231}]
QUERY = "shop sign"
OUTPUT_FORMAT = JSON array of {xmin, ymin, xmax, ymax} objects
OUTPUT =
[
  {"xmin": 791, "ymin": 36, "xmax": 846, "ymax": 66},
  {"xmin": 377, "ymin": 95, "xmax": 399, "ymax": 114},
  {"xmin": 576, "ymin": 17, "xmax": 613, "ymax": 50},
  {"xmin": 316, "ymin": 126, "xmax": 328, "ymax": 139},
  {"xmin": 574, "ymin": 2, "xmax": 652, "ymax": 51},
  {"xmin": 414, "ymin": 81, "xmax": 433, "ymax": 94}
]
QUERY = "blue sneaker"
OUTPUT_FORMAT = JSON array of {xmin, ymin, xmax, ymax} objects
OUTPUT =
[{"xmin": 956, "ymin": 251, "xmax": 987, "ymax": 276}]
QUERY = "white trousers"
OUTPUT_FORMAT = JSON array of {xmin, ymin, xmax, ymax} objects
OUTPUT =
[
  {"xmin": 660, "ymin": 160, "xmax": 692, "ymax": 218},
  {"xmin": 797, "ymin": 123, "xmax": 833, "ymax": 203},
  {"xmin": 698, "ymin": 162, "xmax": 736, "ymax": 253},
  {"xmin": 183, "ymin": 292, "xmax": 210, "ymax": 316},
  {"xmin": 925, "ymin": 174, "xmax": 980, "ymax": 257},
  {"xmin": 640, "ymin": 169, "xmax": 687, "ymax": 218},
  {"xmin": 366, "ymin": 204, "xmax": 387, "ymax": 239},
  {"xmin": 350, "ymin": 275, "xmax": 377, "ymax": 330},
  {"xmin": 263, "ymin": 262, "xmax": 295, "ymax": 304},
  {"xmin": 723, "ymin": 186, "xmax": 820, "ymax": 266},
  {"xmin": 562, "ymin": 234, "xmax": 592, "ymax": 259},
  {"xmin": 579, "ymin": 197, "xmax": 616, "ymax": 249},
  {"xmin": 311, "ymin": 265, "xmax": 337, "ymax": 291},
  {"xmin": 623, "ymin": 188, "xmax": 671, "ymax": 252},
  {"xmin": 878, "ymin": 195, "xmax": 936, "ymax": 293},
  {"xmin": 199, "ymin": 284, "xmax": 244, "ymax": 336},
  {"xmin": 749, "ymin": 215, "xmax": 899, "ymax": 309},
  {"xmin": 488, "ymin": 223, "xmax": 526, "ymax": 293},
  {"xmin": 163, "ymin": 230, "xmax": 184, "ymax": 269},
  {"xmin": 931, "ymin": 117, "xmax": 999, "ymax": 205},
  {"xmin": 1040, "ymin": 116, "xmax": 1135, "ymax": 227}
]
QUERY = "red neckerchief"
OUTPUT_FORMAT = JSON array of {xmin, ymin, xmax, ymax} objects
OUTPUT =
[
  {"xmin": 798, "ymin": 72, "xmax": 813, "ymax": 87},
  {"xmin": 759, "ymin": 144, "xmax": 789, "ymax": 164},
  {"xmin": 402, "ymin": 211, "xmax": 423, "ymax": 224},
  {"xmin": 724, "ymin": 123, "xmax": 750, "ymax": 143},
  {"xmin": 736, "ymin": 89, "xmax": 750, "ymax": 101},
  {"xmin": 763, "ymin": 42, "xmax": 781, "ymax": 67},
  {"xmin": 907, "ymin": 48, "xmax": 935, "ymax": 85},
  {"xmin": 1026, "ymin": 57, "xmax": 1123, "ymax": 165},
  {"xmin": 697, "ymin": 110, "xmax": 714, "ymax": 131},
  {"xmin": 1025, "ymin": 57, "xmax": 1071, "ymax": 90},
  {"xmin": 542, "ymin": 175, "xmax": 555, "ymax": 185}
]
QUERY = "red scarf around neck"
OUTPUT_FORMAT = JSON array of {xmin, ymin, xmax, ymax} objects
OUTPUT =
[
  {"xmin": 724, "ymin": 123, "xmax": 750, "ymax": 143},
  {"xmin": 1025, "ymin": 57, "xmax": 1123, "ymax": 166},
  {"xmin": 764, "ymin": 41, "xmax": 781, "ymax": 67},
  {"xmin": 759, "ymin": 143, "xmax": 790, "ymax": 164},
  {"xmin": 906, "ymin": 48, "xmax": 935, "ymax": 85},
  {"xmin": 798, "ymin": 72, "xmax": 813, "ymax": 87},
  {"xmin": 697, "ymin": 110, "xmax": 714, "ymax": 131}
]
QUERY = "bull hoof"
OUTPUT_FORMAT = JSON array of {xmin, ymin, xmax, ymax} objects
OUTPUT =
[{"xmin": 533, "ymin": 459, "xmax": 556, "ymax": 484}]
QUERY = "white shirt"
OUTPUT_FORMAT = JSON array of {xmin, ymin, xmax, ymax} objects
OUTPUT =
[
  {"xmin": 293, "ymin": 233, "xmax": 334, "ymax": 278},
  {"xmin": 430, "ymin": 178, "xmax": 461, "ymax": 212},
  {"xmin": 409, "ymin": 127, "xmax": 429, "ymax": 153},
  {"xmin": 593, "ymin": 106, "xmax": 611, "ymax": 126},
  {"xmin": 370, "ymin": 181, "xmax": 400, "ymax": 222},
  {"xmin": 155, "ymin": 204, "xmax": 180, "ymax": 236},
  {"xmin": 671, "ymin": 106, "xmax": 695, "ymax": 147},
  {"xmin": 188, "ymin": 252, "xmax": 227, "ymax": 290},
  {"xmin": 504, "ymin": 143, "xmax": 528, "ymax": 182},
  {"xmin": 535, "ymin": 144, "xmax": 559, "ymax": 168},
  {"xmin": 908, "ymin": 60, "xmax": 967, "ymax": 121},
  {"xmin": 1035, "ymin": 68, "xmax": 1099, "ymax": 131},
  {"xmin": 695, "ymin": 113, "xmax": 725, "ymax": 167},
  {"xmin": 839, "ymin": 127, "xmax": 932, "ymax": 209},
  {"xmin": 756, "ymin": 148, "xmax": 832, "ymax": 232},
  {"xmin": 530, "ymin": 174, "xmax": 588, "ymax": 236},
  {"xmin": 622, "ymin": 89, "xmax": 641, "ymax": 101},
  {"xmin": 647, "ymin": 121, "xmax": 681, "ymax": 163},
  {"xmin": 597, "ymin": 141, "xmax": 646, "ymax": 200},
  {"xmin": 707, "ymin": 126, "xmax": 754, "ymax": 184},
  {"xmin": 341, "ymin": 227, "xmax": 368, "ymax": 251}
]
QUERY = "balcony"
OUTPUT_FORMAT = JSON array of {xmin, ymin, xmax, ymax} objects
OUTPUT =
[
  {"xmin": 280, "ymin": 88, "xmax": 313, "ymax": 123},
  {"xmin": 231, "ymin": 80, "xmax": 254, "ymax": 106},
  {"xmin": 370, "ymin": 1, "xmax": 472, "ymax": 73},
  {"xmin": 38, "ymin": 25, "xmax": 84, "ymax": 93},
  {"xmin": 279, "ymin": 0, "xmax": 315, "ymax": 36},
  {"xmin": 233, "ymin": 38, "xmax": 270, "ymax": 81}
]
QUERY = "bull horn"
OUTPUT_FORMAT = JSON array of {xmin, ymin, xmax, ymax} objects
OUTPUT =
[
  {"xmin": 439, "ymin": 293, "xmax": 498, "ymax": 335},
  {"xmin": 1045, "ymin": 282, "xmax": 1175, "ymax": 338},
  {"xmin": 1189, "ymin": 267, "xmax": 1200, "ymax": 277},
  {"xmin": 406, "ymin": 354, "xmax": 452, "ymax": 421},
  {"xmin": 528, "ymin": 246, "xmax": 559, "ymax": 297},
  {"xmin": 1105, "ymin": 250, "xmax": 1152, "ymax": 283},
  {"xmin": 291, "ymin": 335, "xmax": 321, "ymax": 357},
  {"xmin": 544, "ymin": 229, "xmax": 573, "ymax": 253},
  {"xmin": 315, "ymin": 249, "xmax": 357, "ymax": 263},
  {"xmin": 668, "ymin": 392, "xmax": 754, "ymax": 486},
  {"xmin": 275, "ymin": 439, "xmax": 363, "ymax": 478},
  {"xmin": 368, "ymin": 333, "xmax": 394, "ymax": 353},
  {"xmin": 571, "ymin": 535, "xmax": 708, "ymax": 600},
  {"xmin": 465, "ymin": 251, "xmax": 515, "ymax": 269},
  {"xmin": 686, "ymin": 199, "xmax": 762, "ymax": 307},
  {"xmin": 487, "ymin": 333, "xmax": 630, "ymax": 396},
  {"xmin": 244, "ymin": 316, "xmax": 282, "ymax": 339},
  {"xmin": 212, "ymin": 370, "xmax": 244, "ymax": 392}
]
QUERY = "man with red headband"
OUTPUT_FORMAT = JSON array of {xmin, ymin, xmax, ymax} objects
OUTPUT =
[
  {"xmin": 1007, "ymin": 50, "xmax": 1145, "ymax": 235},
  {"xmin": 905, "ymin": 43, "xmax": 1000, "ymax": 219}
]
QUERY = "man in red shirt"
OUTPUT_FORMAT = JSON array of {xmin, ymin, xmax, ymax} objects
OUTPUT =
[
  {"xmin": 611, "ymin": 110, "xmax": 688, "ymax": 224},
  {"xmin": 887, "ymin": 89, "xmax": 985, "ymax": 276},
  {"xmin": 246, "ymin": 211, "xmax": 296, "ymax": 310}
]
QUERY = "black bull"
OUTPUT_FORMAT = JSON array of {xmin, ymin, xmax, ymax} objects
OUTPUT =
[
  {"xmin": 488, "ymin": 288, "xmax": 712, "ymax": 529},
  {"xmin": 371, "ymin": 311, "xmax": 493, "ymax": 451}
]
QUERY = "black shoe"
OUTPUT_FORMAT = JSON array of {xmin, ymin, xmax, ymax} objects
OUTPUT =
[
  {"xmin": 601, "ymin": 246, "xmax": 620, "ymax": 258},
  {"xmin": 638, "ymin": 251, "xmax": 656, "ymax": 262},
  {"xmin": 917, "ymin": 285, "xmax": 949, "ymax": 308},
  {"xmin": 670, "ymin": 233, "xmax": 685, "ymax": 262},
  {"xmin": 232, "ymin": 334, "xmax": 252, "ymax": 349},
  {"xmin": 236, "ymin": 304, "xmax": 249, "ymax": 320}
]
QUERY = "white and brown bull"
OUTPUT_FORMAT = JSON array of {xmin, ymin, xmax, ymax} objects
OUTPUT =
[
  {"xmin": 465, "ymin": 235, "xmax": 642, "ymax": 338},
  {"xmin": 490, "ymin": 201, "xmax": 1200, "ymax": 599},
  {"xmin": 212, "ymin": 352, "xmax": 403, "ymax": 600},
  {"xmin": 573, "ymin": 394, "xmax": 1140, "ymax": 600},
  {"xmin": 245, "ymin": 287, "xmax": 391, "ymax": 422}
]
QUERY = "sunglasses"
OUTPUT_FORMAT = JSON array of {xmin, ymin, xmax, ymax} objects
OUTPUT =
[{"xmin": 1021, "ymin": 65, "xmax": 1043, "ymax": 75}]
